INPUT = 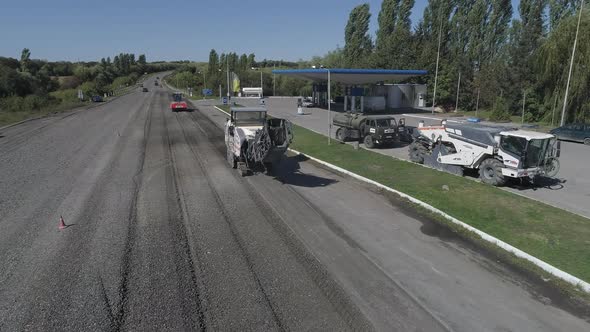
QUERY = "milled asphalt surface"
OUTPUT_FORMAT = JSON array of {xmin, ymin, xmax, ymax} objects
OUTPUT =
[
  {"xmin": 234, "ymin": 97, "xmax": 590, "ymax": 219},
  {"xmin": 0, "ymin": 77, "xmax": 588, "ymax": 331}
]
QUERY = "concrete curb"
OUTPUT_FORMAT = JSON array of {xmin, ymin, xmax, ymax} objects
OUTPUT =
[{"xmin": 209, "ymin": 104, "xmax": 590, "ymax": 293}]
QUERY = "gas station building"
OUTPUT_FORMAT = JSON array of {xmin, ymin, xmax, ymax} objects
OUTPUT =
[{"xmin": 272, "ymin": 68, "xmax": 428, "ymax": 112}]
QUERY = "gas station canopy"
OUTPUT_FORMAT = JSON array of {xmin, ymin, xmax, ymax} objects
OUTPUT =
[{"xmin": 272, "ymin": 68, "xmax": 427, "ymax": 85}]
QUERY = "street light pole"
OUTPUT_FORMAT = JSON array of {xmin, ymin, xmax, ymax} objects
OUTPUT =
[
  {"xmin": 226, "ymin": 55, "xmax": 230, "ymax": 99},
  {"xmin": 560, "ymin": 0, "xmax": 584, "ymax": 126},
  {"xmin": 432, "ymin": 6, "xmax": 444, "ymax": 114},
  {"xmin": 328, "ymin": 69, "xmax": 331, "ymax": 145},
  {"xmin": 455, "ymin": 71, "xmax": 461, "ymax": 112},
  {"xmin": 260, "ymin": 70, "xmax": 263, "ymax": 98}
]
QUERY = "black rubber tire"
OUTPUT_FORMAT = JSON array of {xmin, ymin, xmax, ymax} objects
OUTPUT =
[
  {"xmin": 544, "ymin": 157, "xmax": 560, "ymax": 178},
  {"xmin": 226, "ymin": 146, "xmax": 237, "ymax": 169},
  {"xmin": 336, "ymin": 128, "xmax": 346, "ymax": 142},
  {"xmin": 359, "ymin": 123, "xmax": 366, "ymax": 137},
  {"xmin": 264, "ymin": 162, "xmax": 273, "ymax": 175},
  {"xmin": 479, "ymin": 158, "xmax": 506, "ymax": 186},
  {"xmin": 584, "ymin": 138, "xmax": 590, "ymax": 146},
  {"xmin": 364, "ymin": 135, "xmax": 375, "ymax": 149},
  {"xmin": 408, "ymin": 142, "xmax": 428, "ymax": 164}
]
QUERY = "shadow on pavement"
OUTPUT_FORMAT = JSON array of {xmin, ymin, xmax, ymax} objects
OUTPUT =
[
  {"xmin": 275, "ymin": 155, "xmax": 338, "ymax": 188},
  {"xmin": 510, "ymin": 177, "xmax": 566, "ymax": 191}
]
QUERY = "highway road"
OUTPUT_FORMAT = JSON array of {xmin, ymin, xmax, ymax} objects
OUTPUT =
[
  {"xmin": 0, "ymin": 77, "xmax": 588, "ymax": 331},
  {"xmin": 238, "ymin": 97, "xmax": 590, "ymax": 219}
]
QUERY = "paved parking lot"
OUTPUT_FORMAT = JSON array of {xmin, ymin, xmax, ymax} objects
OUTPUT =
[{"xmin": 235, "ymin": 96, "xmax": 590, "ymax": 219}]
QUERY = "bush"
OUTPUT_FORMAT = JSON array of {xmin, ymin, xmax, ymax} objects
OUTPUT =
[
  {"xmin": 490, "ymin": 97, "xmax": 512, "ymax": 121},
  {"xmin": 0, "ymin": 94, "xmax": 56, "ymax": 113},
  {"xmin": 79, "ymin": 81, "xmax": 97, "ymax": 98},
  {"xmin": 50, "ymin": 88, "xmax": 78, "ymax": 103}
]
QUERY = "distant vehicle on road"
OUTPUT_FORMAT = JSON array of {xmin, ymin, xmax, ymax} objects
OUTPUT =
[
  {"xmin": 91, "ymin": 95, "xmax": 103, "ymax": 102},
  {"xmin": 550, "ymin": 124, "xmax": 590, "ymax": 145},
  {"xmin": 154, "ymin": 81, "xmax": 159, "ymax": 86},
  {"xmin": 302, "ymin": 98, "xmax": 315, "ymax": 108},
  {"xmin": 170, "ymin": 92, "xmax": 188, "ymax": 112},
  {"xmin": 142, "ymin": 87, "xmax": 148, "ymax": 92}
]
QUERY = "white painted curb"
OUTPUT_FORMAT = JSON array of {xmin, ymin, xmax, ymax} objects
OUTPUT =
[{"xmin": 210, "ymin": 105, "xmax": 590, "ymax": 293}]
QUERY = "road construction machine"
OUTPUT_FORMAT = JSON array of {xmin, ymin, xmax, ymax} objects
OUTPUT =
[
  {"xmin": 225, "ymin": 107, "xmax": 293, "ymax": 176},
  {"xmin": 332, "ymin": 112, "xmax": 408, "ymax": 148},
  {"xmin": 408, "ymin": 121, "xmax": 560, "ymax": 186}
]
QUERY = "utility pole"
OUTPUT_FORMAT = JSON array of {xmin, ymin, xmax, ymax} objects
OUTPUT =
[
  {"xmin": 328, "ymin": 69, "xmax": 331, "ymax": 145},
  {"xmin": 522, "ymin": 90, "xmax": 527, "ymax": 124},
  {"xmin": 226, "ymin": 54, "xmax": 230, "ymax": 99},
  {"xmin": 475, "ymin": 88, "xmax": 480, "ymax": 117},
  {"xmin": 273, "ymin": 64, "xmax": 276, "ymax": 96},
  {"xmin": 432, "ymin": 6, "xmax": 444, "ymax": 114},
  {"xmin": 561, "ymin": 0, "xmax": 584, "ymax": 126},
  {"xmin": 455, "ymin": 71, "xmax": 461, "ymax": 112},
  {"xmin": 260, "ymin": 70, "xmax": 263, "ymax": 98},
  {"xmin": 551, "ymin": 91, "xmax": 559, "ymax": 127}
]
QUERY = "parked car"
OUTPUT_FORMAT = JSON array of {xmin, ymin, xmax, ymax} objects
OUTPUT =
[
  {"xmin": 142, "ymin": 87, "xmax": 148, "ymax": 92},
  {"xmin": 91, "ymin": 95, "xmax": 103, "ymax": 102},
  {"xmin": 550, "ymin": 123, "xmax": 590, "ymax": 145}
]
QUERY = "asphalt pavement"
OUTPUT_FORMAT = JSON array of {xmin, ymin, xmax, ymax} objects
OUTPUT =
[
  {"xmin": 234, "ymin": 97, "xmax": 590, "ymax": 219},
  {"xmin": 0, "ymin": 79, "xmax": 588, "ymax": 331}
]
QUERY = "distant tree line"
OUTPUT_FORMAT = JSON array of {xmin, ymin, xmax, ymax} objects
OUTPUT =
[
  {"xmin": 0, "ymin": 49, "xmax": 179, "ymax": 113},
  {"xmin": 313, "ymin": 0, "xmax": 588, "ymax": 123}
]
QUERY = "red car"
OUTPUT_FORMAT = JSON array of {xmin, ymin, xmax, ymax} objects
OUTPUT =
[{"xmin": 170, "ymin": 92, "xmax": 188, "ymax": 112}]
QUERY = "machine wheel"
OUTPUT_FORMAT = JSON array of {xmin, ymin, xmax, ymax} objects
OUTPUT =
[
  {"xmin": 544, "ymin": 157, "xmax": 560, "ymax": 178},
  {"xmin": 264, "ymin": 162, "xmax": 274, "ymax": 175},
  {"xmin": 226, "ymin": 146, "xmax": 237, "ymax": 169},
  {"xmin": 336, "ymin": 128, "xmax": 347, "ymax": 142},
  {"xmin": 584, "ymin": 138, "xmax": 590, "ymax": 146},
  {"xmin": 408, "ymin": 142, "xmax": 428, "ymax": 164},
  {"xmin": 364, "ymin": 135, "xmax": 375, "ymax": 149},
  {"xmin": 479, "ymin": 158, "xmax": 506, "ymax": 186}
]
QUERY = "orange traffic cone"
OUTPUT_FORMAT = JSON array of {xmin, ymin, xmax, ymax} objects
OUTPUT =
[{"xmin": 58, "ymin": 216, "xmax": 67, "ymax": 230}]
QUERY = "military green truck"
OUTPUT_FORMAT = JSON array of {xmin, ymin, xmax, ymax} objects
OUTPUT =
[{"xmin": 332, "ymin": 112, "xmax": 406, "ymax": 148}]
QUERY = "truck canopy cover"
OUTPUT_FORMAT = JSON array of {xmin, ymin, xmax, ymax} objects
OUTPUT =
[
  {"xmin": 231, "ymin": 107, "xmax": 267, "ymax": 113},
  {"xmin": 444, "ymin": 123, "xmax": 513, "ymax": 147}
]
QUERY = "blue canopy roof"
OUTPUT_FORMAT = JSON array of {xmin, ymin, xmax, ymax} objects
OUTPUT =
[{"xmin": 272, "ymin": 68, "xmax": 427, "ymax": 85}]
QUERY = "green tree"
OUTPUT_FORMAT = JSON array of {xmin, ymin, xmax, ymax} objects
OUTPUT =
[
  {"xmin": 247, "ymin": 53, "xmax": 255, "ymax": 68},
  {"xmin": 239, "ymin": 53, "xmax": 248, "ymax": 71},
  {"xmin": 374, "ymin": 0, "xmax": 400, "ymax": 67},
  {"xmin": 549, "ymin": 0, "xmax": 578, "ymax": 30},
  {"xmin": 537, "ymin": 7, "xmax": 590, "ymax": 122},
  {"xmin": 20, "ymin": 48, "xmax": 31, "ymax": 73},
  {"xmin": 343, "ymin": 3, "xmax": 373, "ymax": 67},
  {"xmin": 505, "ymin": 0, "xmax": 546, "ymax": 112}
]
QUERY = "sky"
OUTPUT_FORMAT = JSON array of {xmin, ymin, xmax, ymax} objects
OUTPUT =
[{"xmin": 0, "ymin": 0, "xmax": 520, "ymax": 63}]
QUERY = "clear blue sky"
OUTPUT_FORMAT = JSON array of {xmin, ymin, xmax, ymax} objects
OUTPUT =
[{"xmin": 0, "ymin": 0, "xmax": 520, "ymax": 62}]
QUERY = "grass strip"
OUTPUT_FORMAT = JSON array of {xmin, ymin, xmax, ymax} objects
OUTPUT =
[{"xmin": 0, "ymin": 100, "xmax": 87, "ymax": 127}]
